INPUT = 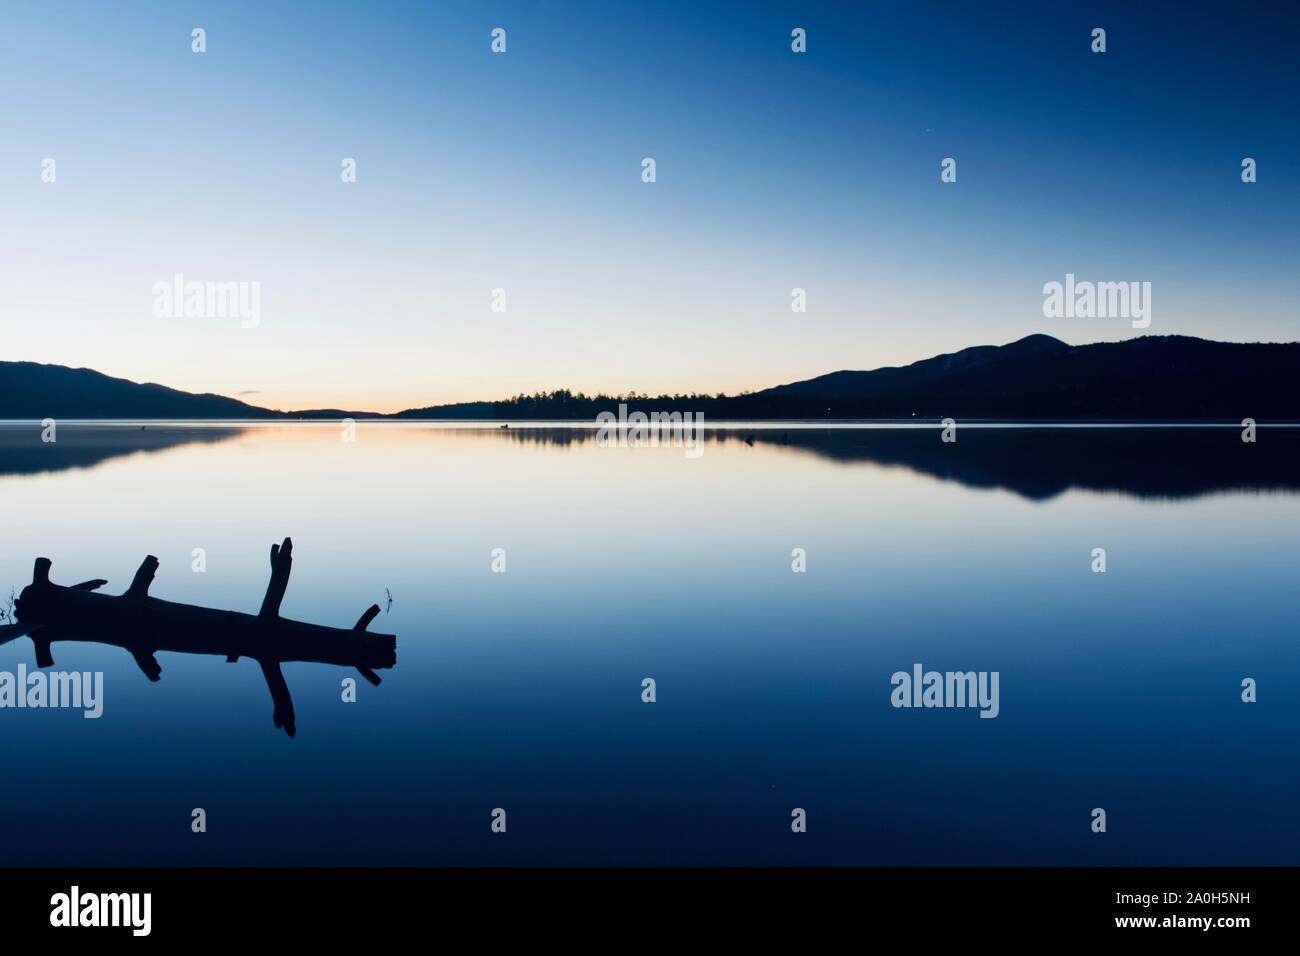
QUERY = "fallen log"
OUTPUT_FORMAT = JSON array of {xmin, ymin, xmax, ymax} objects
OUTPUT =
[{"xmin": 9, "ymin": 538, "xmax": 396, "ymax": 737}]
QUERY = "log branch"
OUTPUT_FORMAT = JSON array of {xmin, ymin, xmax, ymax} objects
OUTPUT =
[
  {"xmin": 259, "ymin": 537, "xmax": 293, "ymax": 619},
  {"xmin": 130, "ymin": 648, "xmax": 162, "ymax": 682},
  {"xmin": 127, "ymin": 556, "xmax": 159, "ymax": 599},
  {"xmin": 32, "ymin": 632, "xmax": 54, "ymax": 668},
  {"xmin": 0, "ymin": 624, "xmax": 30, "ymax": 647},
  {"xmin": 259, "ymin": 659, "xmax": 296, "ymax": 737},
  {"xmin": 354, "ymin": 604, "xmax": 380, "ymax": 631},
  {"xmin": 354, "ymin": 605, "xmax": 383, "ymax": 684}
]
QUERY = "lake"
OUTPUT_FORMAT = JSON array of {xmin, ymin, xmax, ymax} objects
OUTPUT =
[{"xmin": 2, "ymin": 421, "xmax": 1298, "ymax": 865}]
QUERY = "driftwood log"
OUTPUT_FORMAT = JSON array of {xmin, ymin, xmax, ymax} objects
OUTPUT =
[{"xmin": 1, "ymin": 538, "xmax": 396, "ymax": 736}]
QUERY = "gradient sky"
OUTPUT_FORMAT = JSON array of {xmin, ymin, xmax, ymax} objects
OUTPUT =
[{"xmin": 2, "ymin": 1, "xmax": 1297, "ymax": 412}]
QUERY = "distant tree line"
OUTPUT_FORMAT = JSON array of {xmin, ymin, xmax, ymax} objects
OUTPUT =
[{"xmin": 495, "ymin": 388, "xmax": 746, "ymax": 415}]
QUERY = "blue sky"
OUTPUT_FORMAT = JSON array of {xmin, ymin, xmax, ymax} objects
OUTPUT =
[{"xmin": 2, "ymin": 1, "xmax": 1296, "ymax": 411}]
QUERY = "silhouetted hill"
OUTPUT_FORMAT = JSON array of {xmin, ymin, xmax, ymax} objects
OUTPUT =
[
  {"xmin": 0, "ymin": 362, "xmax": 375, "ymax": 419},
  {"xmin": 6, "ymin": 335, "xmax": 1300, "ymax": 420},
  {"xmin": 0, "ymin": 362, "xmax": 279, "ymax": 419},
  {"xmin": 752, "ymin": 335, "xmax": 1300, "ymax": 419},
  {"xmin": 398, "ymin": 335, "xmax": 1300, "ymax": 420},
  {"xmin": 768, "ymin": 333, "xmax": 1072, "ymax": 402}
]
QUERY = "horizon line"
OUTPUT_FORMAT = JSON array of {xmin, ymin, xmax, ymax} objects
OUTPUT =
[{"xmin": 8, "ymin": 331, "xmax": 1300, "ymax": 417}]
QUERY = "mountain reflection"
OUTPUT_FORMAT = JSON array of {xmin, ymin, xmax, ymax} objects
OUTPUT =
[
  {"xmin": 483, "ymin": 424, "xmax": 1300, "ymax": 501},
  {"xmin": 0, "ymin": 424, "xmax": 247, "ymax": 477},
  {"xmin": 4, "ymin": 422, "xmax": 1296, "ymax": 502}
]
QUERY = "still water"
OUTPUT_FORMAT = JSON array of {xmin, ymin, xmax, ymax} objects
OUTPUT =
[{"xmin": 2, "ymin": 422, "xmax": 1297, "ymax": 865}]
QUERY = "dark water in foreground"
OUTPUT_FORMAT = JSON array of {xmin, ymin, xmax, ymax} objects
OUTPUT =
[{"xmin": 1, "ymin": 422, "xmax": 1298, "ymax": 865}]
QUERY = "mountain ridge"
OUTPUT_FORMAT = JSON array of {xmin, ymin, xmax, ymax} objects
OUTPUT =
[{"xmin": 4, "ymin": 334, "xmax": 1299, "ymax": 420}]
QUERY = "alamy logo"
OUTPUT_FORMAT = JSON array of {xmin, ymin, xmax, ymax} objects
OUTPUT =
[
  {"xmin": 152, "ymin": 273, "xmax": 261, "ymax": 328},
  {"xmin": 595, "ymin": 404, "xmax": 705, "ymax": 459},
  {"xmin": 890, "ymin": 663, "xmax": 1000, "ymax": 718},
  {"xmin": 0, "ymin": 665, "xmax": 103, "ymax": 718},
  {"xmin": 50, "ymin": 886, "xmax": 151, "ymax": 936},
  {"xmin": 1042, "ymin": 273, "xmax": 1151, "ymax": 329}
]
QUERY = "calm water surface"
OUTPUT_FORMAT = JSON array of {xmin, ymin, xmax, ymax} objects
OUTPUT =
[{"xmin": 2, "ymin": 422, "xmax": 1297, "ymax": 865}]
